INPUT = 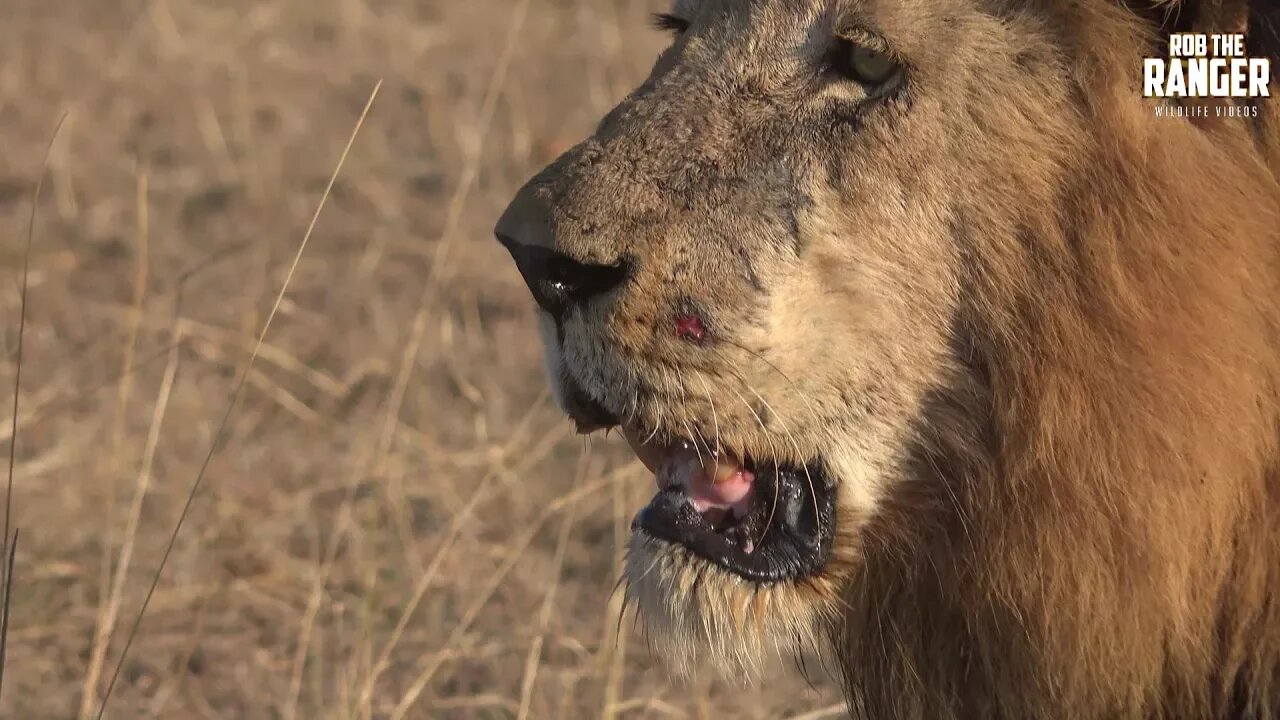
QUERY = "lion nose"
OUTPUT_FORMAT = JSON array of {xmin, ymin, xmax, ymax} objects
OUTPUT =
[
  {"xmin": 494, "ymin": 196, "xmax": 628, "ymax": 319},
  {"xmin": 496, "ymin": 234, "xmax": 629, "ymax": 318}
]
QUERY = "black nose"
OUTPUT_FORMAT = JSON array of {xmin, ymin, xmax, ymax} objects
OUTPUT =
[
  {"xmin": 494, "ymin": 190, "xmax": 629, "ymax": 318},
  {"xmin": 495, "ymin": 232, "xmax": 629, "ymax": 318}
]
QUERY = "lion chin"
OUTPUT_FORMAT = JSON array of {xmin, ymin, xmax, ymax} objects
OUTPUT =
[{"xmin": 623, "ymin": 532, "xmax": 835, "ymax": 682}]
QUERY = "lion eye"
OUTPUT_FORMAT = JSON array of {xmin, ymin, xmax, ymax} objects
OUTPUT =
[
  {"xmin": 834, "ymin": 41, "xmax": 899, "ymax": 87},
  {"xmin": 651, "ymin": 13, "xmax": 690, "ymax": 34}
]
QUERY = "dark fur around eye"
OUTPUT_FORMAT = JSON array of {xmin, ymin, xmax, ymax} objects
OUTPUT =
[{"xmin": 651, "ymin": 13, "xmax": 690, "ymax": 34}]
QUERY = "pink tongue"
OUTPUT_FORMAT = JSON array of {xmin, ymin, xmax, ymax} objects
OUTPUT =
[{"xmin": 653, "ymin": 442, "xmax": 754, "ymax": 514}]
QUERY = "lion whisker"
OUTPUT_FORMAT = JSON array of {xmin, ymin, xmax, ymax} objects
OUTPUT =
[
  {"xmin": 675, "ymin": 370, "xmax": 707, "ymax": 466},
  {"xmin": 720, "ymin": 337, "xmax": 824, "ymax": 428},
  {"xmin": 694, "ymin": 370, "xmax": 723, "ymax": 461},
  {"xmin": 740, "ymin": 383, "xmax": 822, "ymax": 553}
]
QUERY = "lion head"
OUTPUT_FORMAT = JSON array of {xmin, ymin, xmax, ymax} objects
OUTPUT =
[{"xmin": 496, "ymin": 0, "xmax": 1280, "ymax": 716}]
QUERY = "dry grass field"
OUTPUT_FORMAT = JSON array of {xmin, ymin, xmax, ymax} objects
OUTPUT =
[{"xmin": 0, "ymin": 1, "xmax": 844, "ymax": 717}]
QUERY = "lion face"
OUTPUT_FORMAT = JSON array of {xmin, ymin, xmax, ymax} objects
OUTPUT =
[{"xmin": 496, "ymin": 0, "xmax": 1096, "ymax": 678}]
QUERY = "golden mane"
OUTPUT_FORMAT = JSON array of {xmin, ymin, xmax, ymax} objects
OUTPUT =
[{"xmin": 836, "ymin": 2, "xmax": 1280, "ymax": 717}]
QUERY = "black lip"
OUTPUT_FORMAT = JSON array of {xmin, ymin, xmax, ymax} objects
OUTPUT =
[{"xmin": 632, "ymin": 462, "xmax": 836, "ymax": 583}]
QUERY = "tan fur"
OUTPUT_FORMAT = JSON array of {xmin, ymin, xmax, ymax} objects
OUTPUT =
[{"xmin": 498, "ymin": 0, "xmax": 1280, "ymax": 716}]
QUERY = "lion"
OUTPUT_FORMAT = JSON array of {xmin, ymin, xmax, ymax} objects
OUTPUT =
[{"xmin": 494, "ymin": 0, "xmax": 1280, "ymax": 717}]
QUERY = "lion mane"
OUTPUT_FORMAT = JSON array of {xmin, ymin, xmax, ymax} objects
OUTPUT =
[{"xmin": 837, "ymin": 2, "xmax": 1280, "ymax": 718}]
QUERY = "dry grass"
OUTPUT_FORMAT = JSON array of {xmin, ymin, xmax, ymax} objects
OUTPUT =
[{"xmin": 0, "ymin": 0, "xmax": 843, "ymax": 717}]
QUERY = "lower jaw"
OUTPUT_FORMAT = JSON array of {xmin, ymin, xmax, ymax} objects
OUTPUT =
[{"xmin": 632, "ymin": 462, "xmax": 837, "ymax": 584}]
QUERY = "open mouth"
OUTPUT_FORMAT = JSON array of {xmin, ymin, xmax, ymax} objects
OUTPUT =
[
  {"xmin": 562, "ymin": 376, "xmax": 836, "ymax": 583},
  {"xmin": 622, "ymin": 429, "xmax": 836, "ymax": 583}
]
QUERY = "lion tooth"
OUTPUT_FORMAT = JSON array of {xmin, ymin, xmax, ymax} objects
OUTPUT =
[
  {"xmin": 621, "ymin": 426, "xmax": 667, "ymax": 474},
  {"xmin": 707, "ymin": 453, "xmax": 743, "ymax": 485}
]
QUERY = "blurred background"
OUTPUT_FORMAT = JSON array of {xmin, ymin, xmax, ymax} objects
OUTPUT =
[{"xmin": 0, "ymin": 1, "xmax": 842, "ymax": 717}]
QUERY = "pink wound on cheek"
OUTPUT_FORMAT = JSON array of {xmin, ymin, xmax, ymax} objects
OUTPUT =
[{"xmin": 674, "ymin": 313, "xmax": 706, "ymax": 343}]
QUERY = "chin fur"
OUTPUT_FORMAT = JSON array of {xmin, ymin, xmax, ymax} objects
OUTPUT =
[{"xmin": 623, "ymin": 530, "xmax": 855, "ymax": 683}]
